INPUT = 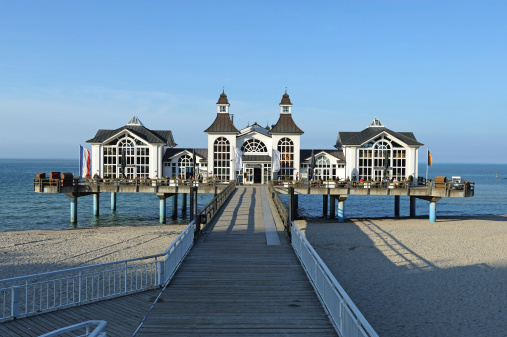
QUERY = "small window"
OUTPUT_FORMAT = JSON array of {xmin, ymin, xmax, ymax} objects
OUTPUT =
[
  {"xmin": 282, "ymin": 106, "xmax": 289, "ymax": 113},
  {"xmin": 220, "ymin": 106, "xmax": 226, "ymax": 112}
]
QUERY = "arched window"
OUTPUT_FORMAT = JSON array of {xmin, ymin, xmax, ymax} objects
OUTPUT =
[
  {"xmin": 214, "ymin": 137, "xmax": 230, "ymax": 181},
  {"xmin": 102, "ymin": 134, "xmax": 149, "ymax": 179},
  {"xmin": 178, "ymin": 154, "xmax": 193, "ymax": 179},
  {"xmin": 358, "ymin": 135, "xmax": 406, "ymax": 181},
  {"xmin": 277, "ymin": 137, "xmax": 294, "ymax": 178},
  {"xmin": 314, "ymin": 155, "xmax": 331, "ymax": 180},
  {"xmin": 241, "ymin": 139, "xmax": 267, "ymax": 153}
]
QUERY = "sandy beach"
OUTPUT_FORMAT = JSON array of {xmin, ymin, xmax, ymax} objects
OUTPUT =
[
  {"xmin": 296, "ymin": 215, "xmax": 507, "ymax": 337},
  {"xmin": 0, "ymin": 225, "xmax": 188, "ymax": 280}
]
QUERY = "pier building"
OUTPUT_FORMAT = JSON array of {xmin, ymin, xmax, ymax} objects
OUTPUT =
[{"xmin": 86, "ymin": 91, "xmax": 422, "ymax": 184}]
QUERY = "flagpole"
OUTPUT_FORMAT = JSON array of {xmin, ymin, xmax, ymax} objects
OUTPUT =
[
  {"xmin": 426, "ymin": 147, "xmax": 429, "ymax": 183},
  {"xmin": 79, "ymin": 144, "xmax": 82, "ymax": 179}
]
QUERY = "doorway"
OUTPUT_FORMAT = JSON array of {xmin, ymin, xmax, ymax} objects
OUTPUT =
[{"xmin": 254, "ymin": 168, "xmax": 262, "ymax": 183}]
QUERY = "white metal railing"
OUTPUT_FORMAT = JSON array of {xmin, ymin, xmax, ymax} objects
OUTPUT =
[
  {"xmin": 291, "ymin": 222, "xmax": 379, "ymax": 337},
  {"xmin": 0, "ymin": 222, "xmax": 195, "ymax": 322},
  {"xmin": 38, "ymin": 320, "xmax": 107, "ymax": 337}
]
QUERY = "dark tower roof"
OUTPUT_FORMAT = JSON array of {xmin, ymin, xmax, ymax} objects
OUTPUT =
[
  {"xmin": 269, "ymin": 114, "xmax": 304, "ymax": 134},
  {"xmin": 204, "ymin": 114, "xmax": 239, "ymax": 133},
  {"xmin": 217, "ymin": 90, "xmax": 230, "ymax": 104},
  {"xmin": 280, "ymin": 92, "xmax": 292, "ymax": 105}
]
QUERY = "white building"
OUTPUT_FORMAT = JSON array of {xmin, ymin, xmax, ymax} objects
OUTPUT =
[
  {"xmin": 86, "ymin": 93, "xmax": 423, "ymax": 182},
  {"xmin": 87, "ymin": 116, "xmax": 176, "ymax": 179}
]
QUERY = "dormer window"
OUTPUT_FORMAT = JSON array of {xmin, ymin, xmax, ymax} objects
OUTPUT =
[
  {"xmin": 282, "ymin": 106, "xmax": 289, "ymax": 113},
  {"xmin": 220, "ymin": 106, "xmax": 226, "ymax": 112}
]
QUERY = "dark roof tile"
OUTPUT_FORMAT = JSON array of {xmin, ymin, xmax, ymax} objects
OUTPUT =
[
  {"xmin": 204, "ymin": 114, "xmax": 239, "ymax": 133},
  {"xmin": 336, "ymin": 127, "xmax": 423, "ymax": 148},
  {"xmin": 269, "ymin": 114, "xmax": 304, "ymax": 134},
  {"xmin": 87, "ymin": 125, "xmax": 176, "ymax": 146}
]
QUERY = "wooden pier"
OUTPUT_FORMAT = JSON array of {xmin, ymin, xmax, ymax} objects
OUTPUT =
[{"xmin": 135, "ymin": 186, "xmax": 337, "ymax": 336}]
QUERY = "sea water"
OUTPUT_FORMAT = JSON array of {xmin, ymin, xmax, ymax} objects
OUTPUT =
[{"xmin": 0, "ymin": 159, "xmax": 506, "ymax": 232}]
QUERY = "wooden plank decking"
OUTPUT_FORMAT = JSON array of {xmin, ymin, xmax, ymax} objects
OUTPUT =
[
  {"xmin": 0, "ymin": 289, "xmax": 161, "ymax": 336},
  {"xmin": 136, "ymin": 186, "xmax": 337, "ymax": 336}
]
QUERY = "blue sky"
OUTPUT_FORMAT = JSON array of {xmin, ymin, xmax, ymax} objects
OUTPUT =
[{"xmin": 1, "ymin": 0, "xmax": 506, "ymax": 163}]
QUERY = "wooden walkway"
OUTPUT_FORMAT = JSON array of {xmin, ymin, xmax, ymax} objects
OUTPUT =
[
  {"xmin": 136, "ymin": 186, "xmax": 337, "ymax": 336},
  {"xmin": 0, "ymin": 289, "xmax": 161, "ymax": 336}
]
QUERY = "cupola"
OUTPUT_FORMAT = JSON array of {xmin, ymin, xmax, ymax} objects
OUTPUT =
[
  {"xmin": 279, "ymin": 90, "xmax": 292, "ymax": 114},
  {"xmin": 217, "ymin": 90, "xmax": 230, "ymax": 114}
]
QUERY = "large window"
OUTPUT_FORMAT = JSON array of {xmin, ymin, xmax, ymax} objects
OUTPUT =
[
  {"xmin": 214, "ymin": 137, "xmax": 230, "ymax": 181},
  {"xmin": 358, "ymin": 135, "xmax": 407, "ymax": 181},
  {"xmin": 178, "ymin": 154, "xmax": 193, "ymax": 179},
  {"xmin": 278, "ymin": 137, "xmax": 294, "ymax": 178},
  {"xmin": 102, "ymin": 134, "xmax": 149, "ymax": 179},
  {"xmin": 314, "ymin": 155, "xmax": 331, "ymax": 180}
]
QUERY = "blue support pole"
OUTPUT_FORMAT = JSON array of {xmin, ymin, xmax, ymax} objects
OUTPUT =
[
  {"xmin": 429, "ymin": 200, "xmax": 437, "ymax": 223},
  {"xmin": 160, "ymin": 197, "xmax": 166, "ymax": 224},
  {"xmin": 394, "ymin": 195, "xmax": 400, "ymax": 217},
  {"xmin": 410, "ymin": 197, "xmax": 416, "ymax": 217},
  {"xmin": 93, "ymin": 193, "xmax": 99, "ymax": 217},
  {"xmin": 338, "ymin": 198, "xmax": 345, "ymax": 223},
  {"xmin": 70, "ymin": 196, "xmax": 77, "ymax": 224},
  {"xmin": 111, "ymin": 192, "xmax": 116, "ymax": 211}
]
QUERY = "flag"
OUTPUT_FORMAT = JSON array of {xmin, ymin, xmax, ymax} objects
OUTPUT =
[
  {"xmin": 235, "ymin": 148, "xmax": 243, "ymax": 170},
  {"xmin": 272, "ymin": 149, "xmax": 281, "ymax": 172},
  {"xmin": 428, "ymin": 150, "xmax": 433, "ymax": 166},
  {"xmin": 80, "ymin": 145, "xmax": 91, "ymax": 178}
]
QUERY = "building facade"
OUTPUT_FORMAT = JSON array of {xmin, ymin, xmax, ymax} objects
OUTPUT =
[{"xmin": 86, "ymin": 92, "xmax": 423, "ymax": 182}]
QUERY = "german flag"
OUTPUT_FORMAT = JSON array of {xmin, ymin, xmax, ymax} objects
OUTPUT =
[{"xmin": 428, "ymin": 150, "xmax": 433, "ymax": 166}]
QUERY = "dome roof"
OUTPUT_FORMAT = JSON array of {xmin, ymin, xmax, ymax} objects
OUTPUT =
[
  {"xmin": 217, "ymin": 90, "xmax": 230, "ymax": 105},
  {"xmin": 280, "ymin": 92, "xmax": 292, "ymax": 105}
]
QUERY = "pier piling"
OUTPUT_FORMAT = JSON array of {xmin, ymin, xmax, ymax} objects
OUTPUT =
[
  {"xmin": 111, "ymin": 192, "xmax": 116, "ymax": 211},
  {"xmin": 182, "ymin": 193, "xmax": 187, "ymax": 215},
  {"xmin": 323, "ymin": 195, "xmax": 328, "ymax": 217},
  {"xmin": 338, "ymin": 197, "xmax": 346, "ymax": 223},
  {"xmin": 93, "ymin": 193, "xmax": 99, "ymax": 217},
  {"xmin": 172, "ymin": 194, "xmax": 178, "ymax": 219},
  {"xmin": 329, "ymin": 196, "xmax": 336, "ymax": 219},
  {"xmin": 410, "ymin": 196, "xmax": 416, "ymax": 217},
  {"xmin": 70, "ymin": 196, "xmax": 77, "ymax": 224},
  {"xmin": 394, "ymin": 195, "xmax": 400, "ymax": 217},
  {"xmin": 429, "ymin": 198, "xmax": 441, "ymax": 223},
  {"xmin": 158, "ymin": 194, "xmax": 167, "ymax": 224}
]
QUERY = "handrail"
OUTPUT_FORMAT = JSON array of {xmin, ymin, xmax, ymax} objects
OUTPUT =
[
  {"xmin": 196, "ymin": 181, "xmax": 236, "ymax": 232},
  {"xmin": 267, "ymin": 183, "xmax": 288, "ymax": 233},
  {"xmin": 0, "ymin": 222, "xmax": 195, "ymax": 322},
  {"xmin": 291, "ymin": 222, "xmax": 379, "ymax": 337},
  {"xmin": 38, "ymin": 320, "xmax": 107, "ymax": 337}
]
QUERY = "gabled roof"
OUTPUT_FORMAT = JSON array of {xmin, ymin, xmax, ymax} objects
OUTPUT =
[
  {"xmin": 163, "ymin": 148, "xmax": 208, "ymax": 162},
  {"xmin": 300, "ymin": 149, "xmax": 345, "ymax": 163},
  {"xmin": 87, "ymin": 125, "xmax": 176, "ymax": 146},
  {"xmin": 238, "ymin": 122, "xmax": 271, "ymax": 137},
  {"xmin": 336, "ymin": 127, "xmax": 423, "ymax": 148},
  {"xmin": 269, "ymin": 114, "xmax": 304, "ymax": 134},
  {"xmin": 204, "ymin": 114, "xmax": 239, "ymax": 133}
]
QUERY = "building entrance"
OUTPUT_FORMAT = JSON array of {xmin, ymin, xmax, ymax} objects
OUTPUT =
[{"xmin": 254, "ymin": 168, "xmax": 262, "ymax": 183}]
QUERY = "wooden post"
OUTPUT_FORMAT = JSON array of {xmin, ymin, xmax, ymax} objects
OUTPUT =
[
  {"xmin": 189, "ymin": 190, "xmax": 194, "ymax": 222},
  {"xmin": 394, "ymin": 195, "xmax": 400, "ymax": 217},
  {"xmin": 182, "ymin": 193, "xmax": 187, "ymax": 215}
]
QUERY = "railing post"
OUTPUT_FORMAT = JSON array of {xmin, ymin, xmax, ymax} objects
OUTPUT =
[
  {"xmin": 78, "ymin": 270, "xmax": 82, "ymax": 304},
  {"xmin": 158, "ymin": 260, "xmax": 165, "ymax": 286},
  {"xmin": 124, "ymin": 261, "xmax": 128, "ymax": 294},
  {"xmin": 288, "ymin": 187, "xmax": 294, "ymax": 241},
  {"xmin": 11, "ymin": 286, "xmax": 20, "ymax": 318}
]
